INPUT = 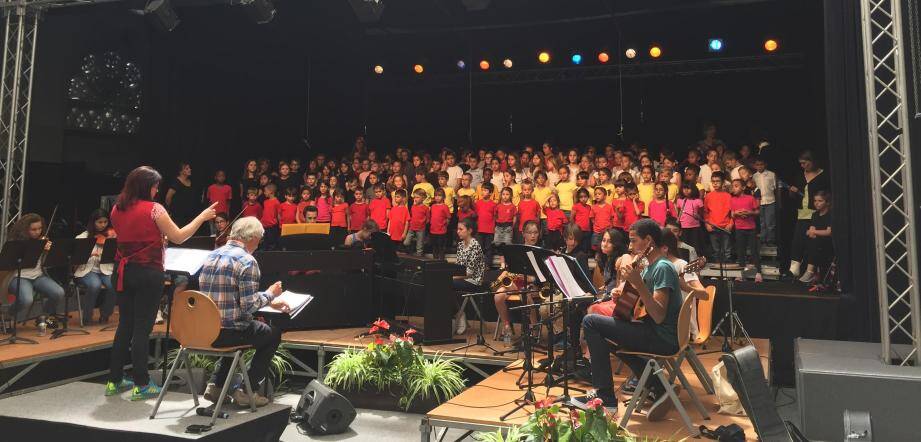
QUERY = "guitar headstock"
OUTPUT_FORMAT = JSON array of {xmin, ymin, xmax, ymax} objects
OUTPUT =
[{"xmin": 684, "ymin": 257, "xmax": 707, "ymax": 274}]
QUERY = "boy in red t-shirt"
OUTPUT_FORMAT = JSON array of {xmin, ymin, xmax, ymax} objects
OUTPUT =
[
  {"xmin": 705, "ymin": 172, "xmax": 733, "ymax": 262},
  {"xmin": 429, "ymin": 188, "xmax": 451, "ymax": 260},
  {"xmin": 206, "ymin": 170, "xmax": 233, "ymax": 234},
  {"xmin": 330, "ymin": 189, "xmax": 350, "ymax": 246},
  {"xmin": 590, "ymin": 187, "xmax": 614, "ymax": 251},
  {"xmin": 610, "ymin": 179, "xmax": 629, "ymax": 231},
  {"xmin": 296, "ymin": 187, "xmax": 314, "ymax": 224},
  {"xmin": 516, "ymin": 181, "xmax": 541, "ymax": 235},
  {"xmin": 405, "ymin": 189, "xmax": 430, "ymax": 256},
  {"xmin": 260, "ymin": 183, "xmax": 281, "ymax": 250},
  {"xmin": 241, "ymin": 188, "xmax": 262, "ymax": 219},
  {"xmin": 494, "ymin": 186, "xmax": 517, "ymax": 246},
  {"xmin": 730, "ymin": 178, "xmax": 762, "ymax": 281},
  {"xmin": 622, "ymin": 183, "xmax": 645, "ymax": 231},
  {"xmin": 349, "ymin": 188, "xmax": 370, "ymax": 233},
  {"xmin": 278, "ymin": 187, "xmax": 299, "ymax": 226},
  {"xmin": 542, "ymin": 193, "xmax": 568, "ymax": 251},
  {"xmin": 387, "ymin": 189, "xmax": 410, "ymax": 245},
  {"xmin": 571, "ymin": 188, "xmax": 593, "ymax": 253},
  {"xmin": 474, "ymin": 183, "xmax": 498, "ymax": 263},
  {"xmin": 369, "ymin": 184, "xmax": 391, "ymax": 232}
]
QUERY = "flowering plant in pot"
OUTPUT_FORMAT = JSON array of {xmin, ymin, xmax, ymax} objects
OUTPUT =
[
  {"xmin": 475, "ymin": 396, "xmax": 640, "ymax": 442},
  {"xmin": 324, "ymin": 319, "xmax": 466, "ymax": 412}
]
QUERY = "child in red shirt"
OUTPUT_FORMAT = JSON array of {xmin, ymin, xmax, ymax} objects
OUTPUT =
[
  {"xmin": 516, "ymin": 181, "xmax": 541, "ymax": 233},
  {"xmin": 206, "ymin": 170, "xmax": 232, "ymax": 233},
  {"xmin": 610, "ymin": 180, "xmax": 629, "ymax": 231},
  {"xmin": 622, "ymin": 184, "xmax": 645, "ymax": 230},
  {"xmin": 348, "ymin": 188, "xmax": 370, "ymax": 232},
  {"xmin": 456, "ymin": 195, "xmax": 476, "ymax": 222},
  {"xmin": 542, "ymin": 193, "xmax": 568, "ymax": 251},
  {"xmin": 571, "ymin": 188, "xmax": 593, "ymax": 253},
  {"xmin": 330, "ymin": 189, "xmax": 350, "ymax": 245},
  {"xmin": 474, "ymin": 183, "xmax": 498, "ymax": 263},
  {"xmin": 260, "ymin": 184, "xmax": 280, "ymax": 250},
  {"xmin": 369, "ymin": 184, "xmax": 391, "ymax": 231},
  {"xmin": 705, "ymin": 172, "xmax": 733, "ymax": 262},
  {"xmin": 296, "ymin": 187, "xmax": 314, "ymax": 223},
  {"xmin": 590, "ymin": 187, "xmax": 614, "ymax": 251},
  {"xmin": 405, "ymin": 189, "xmax": 430, "ymax": 256},
  {"xmin": 730, "ymin": 178, "xmax": 762, "ymax": 281},
  {"xmin": 429, "ymin": 188, "xmax": 450, "ymax": 259},
  {"xmin": 387, "ymin": 189, "xmax": 410, "ymax": 245},
  {"xmin": 278, "ymin": 187, "xmax": 299, "ymax": 226},
  {"xmin": 241, "ymin": 188, "xmax": 262, "ymax": 219},
  {"xmin": 494, "ymin": 187, "xmax": 517, "ymax": 246}
]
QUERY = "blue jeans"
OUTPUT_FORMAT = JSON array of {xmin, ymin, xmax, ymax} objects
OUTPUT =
[
  {"xmin": 760, "ymin": 203, "xmax": 776, "ymax": 244},
  {"xmin": 211, "ymin": 320, "xmax": 281, "ymax": 389},
  {"xmin": 582, "ymin": 314, "xmax": 677, "ymax": 395},
  {"xmin": 493, "ymin": 225, "xmax": 513, "ymax": 246},
  {"xmin": 76, "ymin": 272, "xmax": 115, "ymax": 324},
  {"xmin": 709, "ymin": 229, "xmax": 731, "ymax": 262},
  {"xmin": 8, "ymin": 275, "xmax": 64, "ymax": 321}
]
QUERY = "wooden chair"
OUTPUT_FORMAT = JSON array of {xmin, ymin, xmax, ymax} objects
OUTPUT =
[
  {"xmin": 150, "ymin": 290, "xmax": 257, "ymax": 426},
  {"xmin": 608, "ymin": 294, "xmax": 711, "ymax": 437},
  {"xmin": 687, "ymin": 285, "xmax": 717, "ymax": 394}
]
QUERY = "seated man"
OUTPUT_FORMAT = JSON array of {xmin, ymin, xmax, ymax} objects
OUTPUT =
[
  {"xmin": 198, "ymin": 216, "xmax": 290, "ymax": 407},
  {"xmin": 344, "ymin": 219, "xmax": 379, "ymax": 248},
  {"xmin": 574, "ymin": 219, "xmax": 682, "ymax": 419}
]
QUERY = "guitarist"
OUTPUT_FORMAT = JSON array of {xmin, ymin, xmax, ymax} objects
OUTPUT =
[{"xmin": 573, "ymin": 219, "xmax": 681, "ymax": 420}]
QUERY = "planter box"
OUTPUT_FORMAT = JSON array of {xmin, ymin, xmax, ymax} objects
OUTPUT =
[{"xmin": 338, "ymin": 385, "xmax": 443, "ymax": 414}]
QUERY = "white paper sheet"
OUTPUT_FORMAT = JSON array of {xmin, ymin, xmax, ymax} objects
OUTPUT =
[
  {"xmin": 164, "ymin": 248, "xmax": 212, "ymax": 275},
  {"xmin": 259, "ymin": 290, "xmax": 314, "ymax": 318},
  {"xmin": 526, "ymin": 250, "xmax": 547, "ymax": 283}
]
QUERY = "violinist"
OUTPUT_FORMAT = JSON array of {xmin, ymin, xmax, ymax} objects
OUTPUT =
[
  {"xmin": 74, "ymin": 209, "xmax": 116, "ymax": 325},
  {"xmin": 213, "ymin": 212, "xmax": 230, "ymax": 249},
  {"xmin": 5, "ymin": 213, "xmax": 65, "ymax": 333}
]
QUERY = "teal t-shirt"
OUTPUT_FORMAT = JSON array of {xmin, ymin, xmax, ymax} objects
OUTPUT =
[{"xmin": 641, "ymin": 256, "xmax": 682, "ymax": 346}]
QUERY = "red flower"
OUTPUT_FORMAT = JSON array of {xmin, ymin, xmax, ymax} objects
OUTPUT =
[
  {"xmin": 373, "ymin": 318, "xmax": 390, "ymax": 330},
  {"xmin": 374, "ymin": 336, "xmax": 385, "ymax": 345},
  {"xmin": 369, "ymin": 325, "xmax": 380, "ymax": 334},
  {"xmin": 535, "ymin": 396, "xmax": 556, "ymax": 409},
  {"xmin": 587, "ymin": 397, "xmax": 603, "ymax": 410},
  {"xmin": 405, "ymin": 328, "xmax": 417, "ymax": 336}
]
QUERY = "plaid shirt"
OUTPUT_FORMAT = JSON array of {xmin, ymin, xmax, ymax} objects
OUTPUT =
[{"xmin": 198, "ymin": 240, "xmax": 271, "ymax": 330}]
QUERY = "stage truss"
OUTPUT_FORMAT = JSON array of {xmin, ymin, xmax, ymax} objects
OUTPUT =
[{"xmin": 859, "ymin": 0, "xmax": 921, "ymax": 366}]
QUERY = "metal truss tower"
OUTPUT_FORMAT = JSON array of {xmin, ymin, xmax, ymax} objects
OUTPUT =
[{"xmin": 859, "ymin": 0, "xmax": 921, "ymax": 365}]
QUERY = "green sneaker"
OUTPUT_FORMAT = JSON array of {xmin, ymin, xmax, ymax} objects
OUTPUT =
[
  {"xmin": 130, "ymin": 381, "xmax": 162, "ymax": 401},
  {"xmin": 105, "ymin": 378, "xmax": 135, "ymax": 397}
]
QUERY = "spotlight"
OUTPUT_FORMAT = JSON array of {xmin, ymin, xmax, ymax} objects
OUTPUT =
[
  {"xmin": 597, "ymin": 52, "xmax": 609, "ymax": 63},
  {"xmin": 571, "ymin": 53, "xmax": 582, "ymax": 65},
  {"xmin": 479, "ymin": 60, "xmax": 490, "ymax": 70},
  {"xmin": 708, "ymin": 38, "xmax": 723, "ymax": 52},
  {"xmin": 649, "ymin": 46, "xmax": 662, "ymax": 58},
  {"xmin": 538, "ymin": 52, "xmax": 550, "ymax": 63},
  {"xmin": 625, "ymin": 48, "xmax": 637, "ymax": 59},
  {"xmin": 144, "ymin": 0, "xmax": 180, "ymax": 32},
  {"xmin": 373, "ymin": 65, "xmax": 383, "ymax": 74},
  {"xmin": 240, "ymin": 0, "xmax": 276, "ymax": 24},
  {"xmin": 764, "ymin": 39, "xmax": 779, "ymax": 52},
  {"xmin": 413, "ymin": 64, "xmax": 424, "ymax": 74},
  {"xmin": 502, "ymin": 58, "xmax": 513, "ymax": 69},
  {"xmin": 457, "ymin": 60, "xmax": 466, "ymax": 69}
]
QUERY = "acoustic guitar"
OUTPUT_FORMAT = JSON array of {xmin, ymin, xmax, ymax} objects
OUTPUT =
[{"xmin": 614, "ymin": 254, "xmax": 707, "ymax": 321}]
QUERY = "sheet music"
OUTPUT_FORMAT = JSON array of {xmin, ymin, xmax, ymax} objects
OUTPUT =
[
  {"xmin": 258, "ymin": 290, "xmax": 313, "ymax": 318},
  {"xmin": 526, "ymin": 250, "xmax": 547, "ymax": 283},
  {"xmin": 545, "ymin": 256, "xmax": 586, "ymax": 299},
  {"xmin": 164, "ymin": 248, "xmax": 212, "ymax": 275}
]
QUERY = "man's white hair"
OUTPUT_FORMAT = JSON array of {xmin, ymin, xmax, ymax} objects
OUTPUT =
[{"xmin": 228, "ymin": 217, "xmax": 265, "ymax": 242}]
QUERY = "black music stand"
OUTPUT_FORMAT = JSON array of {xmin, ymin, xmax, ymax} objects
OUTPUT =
[
  {"xmin": 367, "ymin": 232, "xmax": 398, "ymax": 263},
  {"xmin": 0, "ymin": 239, "xmax": 45, "ymax": 345},
  {"xmin": 172, "ymin": 236, "xmax": 216, "ymax": 250},
  {"xmin": 44, "ymin": 237, "xmax": 95, "ymax": 339},
  {"xmin": 98, "ymin": 238, "xmax": 118, "ymax": 332},
  {"xmin": 280, "ymin": 234, "xmax": 333, "ymax": 251},
  {"xmin": 501, "ymin": 301, "xmax": 541, "ymax": 421}
]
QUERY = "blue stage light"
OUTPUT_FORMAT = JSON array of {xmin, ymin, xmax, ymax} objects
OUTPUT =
[
  {"xmin": 571, "ymin": 53, "xmax": 582, "ymax": 65},
  {"xmin": 708, "ymin": 38, "xmax": 724, "ymax": 52}
]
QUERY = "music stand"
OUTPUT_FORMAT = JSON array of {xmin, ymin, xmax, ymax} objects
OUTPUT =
[
  {"xmin": 99, "ymin": 238, "xmax": 118, "ymax": 332},
  {"xmin": 43, "ymin": 237, "xmax": 95, "ymax": 339},
  {"xmin": 0, "ymin": 239, "xmax": 45, "ymax": 345},
  {"xmin": 172, "ymin": 236, "xmax": 216, "ymax": 250},
  {"xmin": 280, "ymin": 234, "xmax": 333, "ymax": 251},
  {"xmin": 366, "ymin": 231, "xmax": 398, "ymax": 263},
  {"xmin": 161, "ymin": 247, "xmax": 211, "ymax": 380}
]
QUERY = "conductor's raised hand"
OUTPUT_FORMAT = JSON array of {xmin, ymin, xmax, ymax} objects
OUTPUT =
[{"xmin": 199, "ymin": 202, "xmax": 219, "ymax": 222}]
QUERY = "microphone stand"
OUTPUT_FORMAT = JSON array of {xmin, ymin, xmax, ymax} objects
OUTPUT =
[
  {"xmin": 500, "ymin": 300, "xmax": 542, "ymax": 421},
  {"xmin": 452, "ymin": 287, "xmax": 542, "ymax": 354},
  {"xmin": 698, "ymin": 219, "xmax": 752, "ymax": 353}
]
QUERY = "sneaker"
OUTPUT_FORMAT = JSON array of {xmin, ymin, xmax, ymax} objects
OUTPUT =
[
  {"xmin": 232, "ymin": 388, "xmax": 270, "ymax": 408},
  {"xmin": 571, "ymin": 390, "xmax": 618, "ymax": 414},
  {"xmin": 203, "ymin": 383, "xmax": 228, "ymax": 403},
  {"xmin": 455, "ymin": 311, "xmax": 467, "ymax": 335},
  {"xmin": 754, "ymin": 273, "xmax": 764, "ymax": 283},
  {"xmin": 130, "ymin": 381, "xmax": 162, "ymax": 401},
  {"xmin": 155, "ymin": 310, "xmax": 165, "ymax": 325},
  {"xmin": 798, "ymin": 270, "xmax": 815, "ymax": 284},
  {"xmin": 105, "ymin": 378, "xmax": 135, "ymax": 396}
]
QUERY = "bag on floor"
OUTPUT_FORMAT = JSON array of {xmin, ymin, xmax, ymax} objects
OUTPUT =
[{"xmin": 711, "ymin": 361, "xmax": 746, "ymax": 415}]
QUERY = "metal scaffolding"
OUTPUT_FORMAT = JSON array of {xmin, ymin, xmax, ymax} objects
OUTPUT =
[{"xmin": 859, "ymin": 0, "xmax": 921, "ymax": 365}]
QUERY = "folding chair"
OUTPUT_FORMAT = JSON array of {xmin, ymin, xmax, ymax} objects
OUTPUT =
[
  {"xmin": 150, "ymin": 290, "xmax": 257, "ymax": 426},
  {"xmin": 610, "ymin": 294, "xmax": 711, "ymax": 437},
  {"xmin": 686, "ymin": 285, "xmax": 717, "ymax": 394}
]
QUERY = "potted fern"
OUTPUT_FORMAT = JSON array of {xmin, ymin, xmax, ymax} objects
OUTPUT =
[{"xmin": 324, "ymin": 319, "xmax": 466, "ymax": 413}]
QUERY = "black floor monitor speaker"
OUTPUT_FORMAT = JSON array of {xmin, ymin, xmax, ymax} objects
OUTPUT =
[{"xmin": 294, "ymin": 380, "xmax": 356, "ymax": 435}]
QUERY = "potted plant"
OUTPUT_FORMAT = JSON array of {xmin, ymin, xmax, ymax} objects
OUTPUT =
[
  {"xmin": 324, "ymin": 319, "xmax": 466, "ymax": 413},
  {"xmin": 474, "ymin": 396, "xmax": 640, "ymax": 442}
]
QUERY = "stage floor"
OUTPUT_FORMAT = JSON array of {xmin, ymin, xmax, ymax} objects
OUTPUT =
[{"xmin": 425, "ymin": 338, "xmax": 771, "ymax": 441}]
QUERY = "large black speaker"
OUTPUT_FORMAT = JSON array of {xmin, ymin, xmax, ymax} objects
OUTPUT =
[{"xmin": 293, "ymin": 380, "xmax": 356, "ymax": 435}]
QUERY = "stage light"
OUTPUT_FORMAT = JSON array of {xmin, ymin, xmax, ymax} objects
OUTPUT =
[
  {"xmin": 597, "ymin": 52, "xmax": 609, "ymax": 63},
  {"xmin": 649, "ymin": 46, "xmax": 662, "ymax": 58},
  {"xmin": 479, "ymin": 60, "xmax": 490, "ymax": 70},
  {"xmin": 373, "ymin": 65, "xmax": 383, "ymax": 74},
  {"xmin": 625, "ymin": 48, "xmax": 637, "ymax": 59},
  {"xmin": 764, "ymin": 39, "xmax": 779, "ymax": 52},
  {"xmin": 413, "ymin": 64, "xmax": 424, "ymax": 74},
  {"xmin": 502, "ymin": 58, "xmax": 513, "ymax": 68},
  {"xmin": 538, "ymin": 52, "xmax": 550, "ymax": 63},
  {"xmin": 708, "ymin": 38, "xmax": 723, "ymax": 52},
  {"xmin": 144, "ymin": 0, "xmax": 180, "ymax": 32},
  {"xmin": 457, "ymin": 60, "xmax": 466, "ymax": 69},
  {"xmin": 571, "ymin": 53, "xmax": 582, "ymax": 65}
]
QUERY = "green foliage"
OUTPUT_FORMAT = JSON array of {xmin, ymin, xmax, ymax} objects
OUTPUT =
[
  {"xmin": 164, "ymin": 344, "xmax": 294, "ymax": 386},
  {"xmin": 401, "ymin": 353, "xmax": 466, "ymax": 409},
  {"xmin": 474, "ymin": 398, "xmax": 648, "ymax": 442}
]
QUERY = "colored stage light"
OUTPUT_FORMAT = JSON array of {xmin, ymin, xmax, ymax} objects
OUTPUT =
[
  {"xmin": 457, "ymin": 60, "xmax": 466, "ymax": 69},
  {"xmin": 503, "ymin": 58, "xmax": 513, "ymax": 68},
  {"xmin": 764, "ymin": 39, "xmax": 778, "ymax": 52},
  {"xmin": 413, "ymin": 64, "xmax": 424, "ymax": 74},
  {"xmin": 708, "ymin": 38, "xmax": 723, "ymax": 52},
  {"xmin": 625, "ymin": 48, "xmax": 636, "ymax": 59},
  {"xmin": 538, "ymin": 52, "xmax": 550, "ymax": 63},
  {"xmin": 571, "ymin": 53, "xmax": 582, "ymax": 65},
  {"xmin": 373, "ymin": 65, "xmax": 383, "ymax": 74},
  {"xmin": 597, "ymin": 52, "xmax": 609, "ymax": 63},
  {"xmin": 479, "ymin": 60, "xmax": 490, "ymax": 70},
  {"xmin": 649, "ymin": 46, "xmax": 662, "ymax": 58}
]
